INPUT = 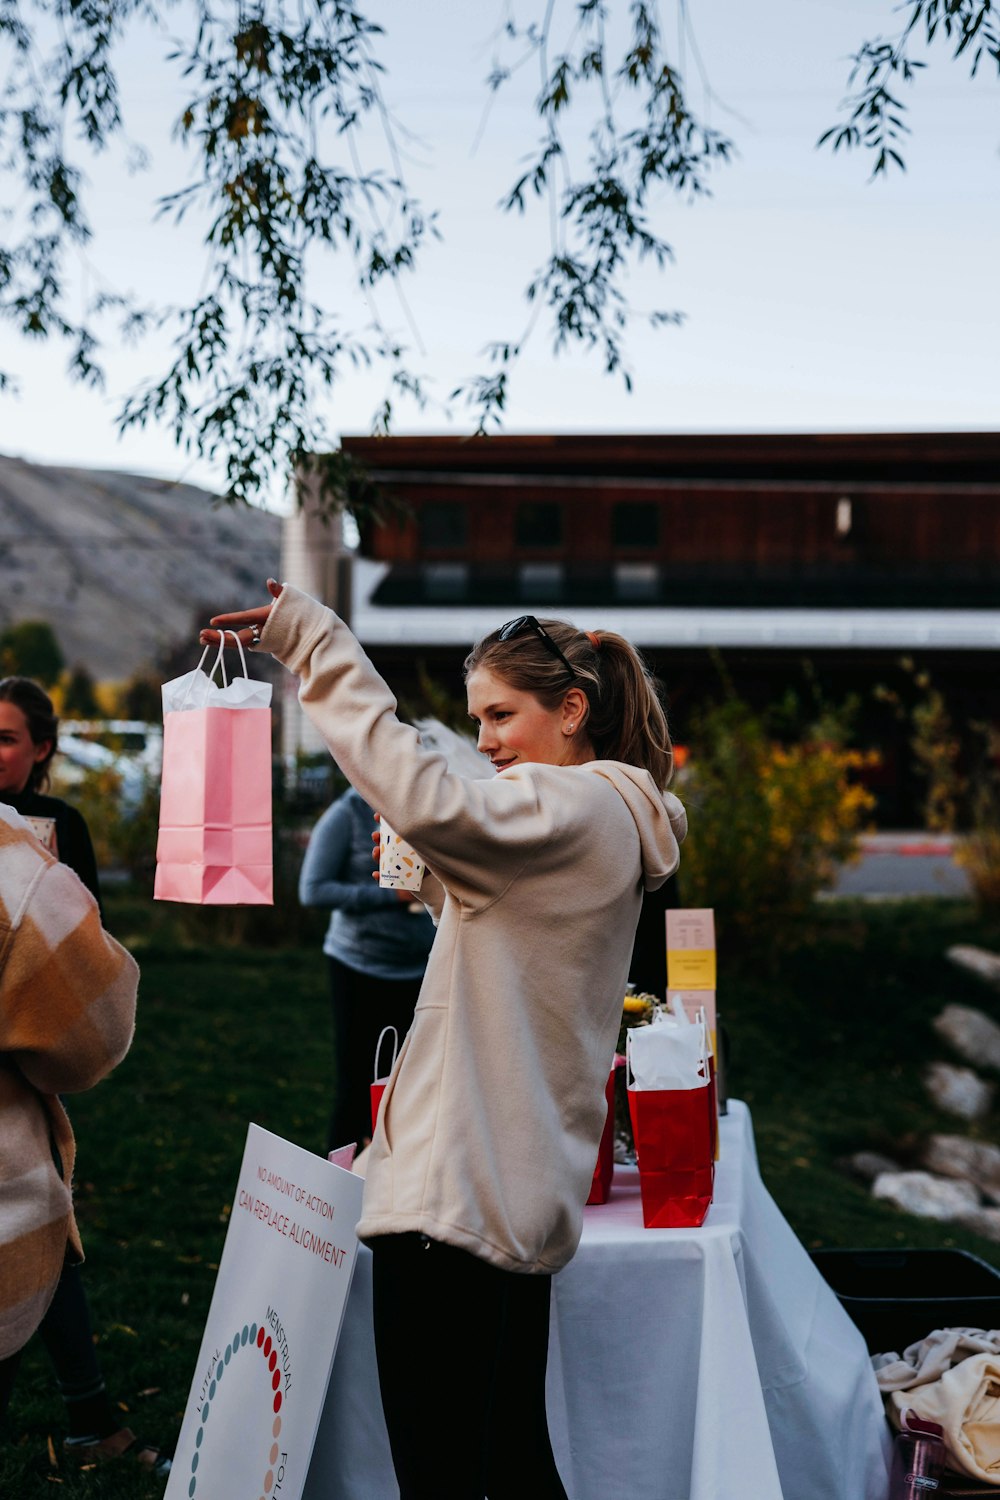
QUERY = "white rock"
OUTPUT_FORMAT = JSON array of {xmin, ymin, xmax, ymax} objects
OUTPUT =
[
  {"xmin": 842, "ymin": 1150, "xmax": 902, "ymax": 1183},
  {"xmin": 923, "ymin": 1061, "xmax": 996, "ymax": 1121},
  {"xmin": 872, "ymin": 1170, "xmax": 980, "ymax": 1221},
  {"xmin": 922, "ymin": 1134, "xmax": 1000, "ymax": 1203},
  {"xmin": 955, "ymin": 1207, "xmax": 1000, "ymax": 1244},
  {"xmin": 934, "ymin": 1001, "xmax": 1000, "ymax": 1072},
  {"xmin": 947, "ymin": 945, "xmax": 1000, "ymax": 992}
]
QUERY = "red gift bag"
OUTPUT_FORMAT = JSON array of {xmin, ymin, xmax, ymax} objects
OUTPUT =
[
  {"xmin": 626, "ymin": 1020, "xmax": 715, "ymax": 1228},
  {"xmin": 587, "ymin": 1054, "xmax": 626, "ymax": 1205},
  {"xmin": 370, "ymin": 1026, "xmax": 399, "ymax": 1135},
  {"xmin": 627, "ymin": 1084, "xmax": 715, "ymax": 1227}
]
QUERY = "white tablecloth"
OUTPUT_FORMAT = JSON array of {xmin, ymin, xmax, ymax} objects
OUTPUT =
[{"xmin": 304, "ymin": 1102, "xmax": 892, "ymax": 1500}]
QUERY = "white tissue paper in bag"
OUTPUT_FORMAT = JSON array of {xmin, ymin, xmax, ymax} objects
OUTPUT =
[
  {"xmin": 628, "ymin": 1013, "xmax": 708, "ymax": 1092},
  {"xmin": 162, "ymin": 637, "xmax": 272, "ymax": 713}
]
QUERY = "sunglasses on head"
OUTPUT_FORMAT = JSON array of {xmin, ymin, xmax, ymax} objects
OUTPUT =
[{"xmin": 496, "ymin": 615, "xmax": 577, "ymax": 681}]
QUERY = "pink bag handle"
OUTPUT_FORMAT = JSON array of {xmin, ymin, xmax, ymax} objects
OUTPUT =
[
  {"xmin": 222, "ymin": 629, "xmax": 249, "ymax": 681},
  {"xmin": 205, "ymin": 629, "xmax": 250, "ymax": 685},
  {"xmin": 178, "ymin": 630, "xmax": 249, "ymax": 710},
  {"xmin": 373, "ymin": 1025, "xmax": 399, "ymax": 1083},
  {"xmin": 179, "ymin": 634, "xmax": 228, "ymax": 710}
]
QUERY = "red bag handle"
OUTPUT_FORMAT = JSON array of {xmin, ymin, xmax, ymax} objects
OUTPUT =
[{"xmin": 373, "ymin": 1025, "xmax": 399, "ymax": 1083}]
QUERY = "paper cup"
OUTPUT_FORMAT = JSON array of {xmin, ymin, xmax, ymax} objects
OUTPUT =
[{"xmin": 378, "ymin": 819, "xmax": 425, "ymax": 892}]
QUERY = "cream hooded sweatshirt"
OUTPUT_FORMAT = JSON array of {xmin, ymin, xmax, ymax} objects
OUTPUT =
[{"xmin": 262, "ymin": 587, "xmax": 687, "ymax": 1274}]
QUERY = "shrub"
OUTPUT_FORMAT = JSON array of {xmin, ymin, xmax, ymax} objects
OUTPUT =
[
  {"xmin": 875, "ymin": 666, "xmax": 1000, "ymax": 913},
  {"xmin": 0, "ymin": 619, "xmax": 64, "ymax": 684},
  {"xmin": 956, "ymin": 727, "xmax": 1000, "ymax": 913},
  {"xmin": 874, "ymin": 660, "xmax": 966, "ymax": 833},
  {"xmin": 50, "ymin": 762, "xmax": 141, "ymax": 876},
  {"xmin": 676, "ymin": 697, "xmax": 875, "ymax": 948}
]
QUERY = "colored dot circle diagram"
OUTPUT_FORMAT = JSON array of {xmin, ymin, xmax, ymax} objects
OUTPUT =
[{"xmin": 188, "ymin": 1319, "xmax": 285, "ymax": 1500}]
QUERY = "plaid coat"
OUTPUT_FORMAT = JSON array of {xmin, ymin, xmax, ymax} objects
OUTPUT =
[{"xmin": 0, "ymin": 803, "xmax": 137, "ymax": 1359}]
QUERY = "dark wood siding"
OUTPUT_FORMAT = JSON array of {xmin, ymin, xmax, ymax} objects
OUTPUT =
[{"xmin": 348, "ymin": 434, "xmax": 1000, "ymax": 576}]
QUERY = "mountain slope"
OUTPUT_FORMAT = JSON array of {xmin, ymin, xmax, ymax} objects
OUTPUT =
[{"xmin": 0, "ymin": 455, "xmax": 282, "ymax": 679}]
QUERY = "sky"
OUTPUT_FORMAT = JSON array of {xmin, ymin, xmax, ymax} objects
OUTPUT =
[{"xmin": 2, "ymin": 0, "xmax": 998, "ymax": 507}]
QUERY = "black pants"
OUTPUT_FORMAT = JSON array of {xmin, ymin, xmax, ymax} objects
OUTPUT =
[
  {"xmin": 1, "ymin": 1260, "xmax": 114, "ymax": 1436},
  {"xmin": 371, "ymin": 1234, "xmax": 569, "ymax": 1500},
  {"xmin": 326, "ymin": 957, "xmax": 422, "ymax": 1153},
  {"xmin": 0, "ymin": 1348, "xmax": 21, "ymax": 1422}
]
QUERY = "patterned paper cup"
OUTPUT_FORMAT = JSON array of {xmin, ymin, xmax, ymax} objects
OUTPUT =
[{"xmin": 379, "ymin": 819, "xmax": 425, "ymax": 892}]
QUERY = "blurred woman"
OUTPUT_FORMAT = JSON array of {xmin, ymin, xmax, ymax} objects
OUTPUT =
[
  {"xmin": 300, "ymin": 786, "xmax": 434, "ymax": 1153},
  {"xmin": 0, "ymin": 677, "xmax": 167, "ymax": 1474},
  {"xmin": 0, "ymin": 678, "xmax": 99, "ymax": 901}
]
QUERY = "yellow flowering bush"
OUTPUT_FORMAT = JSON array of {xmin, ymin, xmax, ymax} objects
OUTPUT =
[
  {"xmin": 959, "ymin": 824, "xmax": 1000, "ymax": 910},
  {"xmin": 675, "ymin": 699, "xmax": 876, "ymax": 947}
]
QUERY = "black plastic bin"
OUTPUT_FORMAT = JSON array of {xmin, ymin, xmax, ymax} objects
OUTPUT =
[{"xmin": 810, "ymin": 1248, "xmax": 1000, "ymax": 1355}]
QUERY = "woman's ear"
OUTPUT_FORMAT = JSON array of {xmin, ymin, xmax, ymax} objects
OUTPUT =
[{"xmin": 561, "ymin": 687, "xmax": 589, "ymax": 735}]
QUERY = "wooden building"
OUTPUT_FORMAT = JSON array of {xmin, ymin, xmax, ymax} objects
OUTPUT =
[
  {"xmin": 329, "ymin": 432, "xmax": 1000, "ymax": 823},
  {"xmin": 352, "ymin": 431, "xmax": 1000, "ymax": 613}
]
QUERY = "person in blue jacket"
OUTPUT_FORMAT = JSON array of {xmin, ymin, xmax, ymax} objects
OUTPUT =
[{"xmin": 299, "ymin": 786, "xmax": 435, "ymax": 1154}]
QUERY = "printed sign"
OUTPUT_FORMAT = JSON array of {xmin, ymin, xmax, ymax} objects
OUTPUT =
[
  {"xmin": 165, "ymin": 1124, "xmax": 364, "ymax": 1500},
  {"xmin": 671, "ymin": 989, "xmax": 717, "ymax": 1034},
  {"xmin": 667, "ymin": 908, "xmax": 717, "ymax": 991}
]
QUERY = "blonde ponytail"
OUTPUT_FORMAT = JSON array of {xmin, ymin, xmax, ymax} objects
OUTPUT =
[{"xmin": 584, "ymin": 631, "xmax": 673, "ymax": 787}]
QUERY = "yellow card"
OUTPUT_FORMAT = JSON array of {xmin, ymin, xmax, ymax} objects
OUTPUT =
[{"xmin": 667, "ymin": 948, "xmax": 717, "ymax": 989}]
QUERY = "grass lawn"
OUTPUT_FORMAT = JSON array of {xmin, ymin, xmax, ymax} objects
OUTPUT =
[{"xmin": 3, "ymin": 892, "xmax": 1000, "ymax": 1494}]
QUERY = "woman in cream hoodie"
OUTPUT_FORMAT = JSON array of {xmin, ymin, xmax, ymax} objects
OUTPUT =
[{"xmin": 207, "ymin": 584, "xmax": 686, "ymax": 1500}]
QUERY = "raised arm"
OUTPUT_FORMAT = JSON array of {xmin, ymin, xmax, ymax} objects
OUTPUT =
[{"xmin": 210, "ymin": 584, "xmax": 558, "ymax": 905}]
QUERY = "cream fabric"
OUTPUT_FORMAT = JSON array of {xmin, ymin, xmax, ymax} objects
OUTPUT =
[
  {"xmin": 887, "ymin": 1350, "xmax": 1000, "ymax": 1481},
  {"xmin": 875, "ymin": 1328, "xmax": 1000, "ymax": 1393}
]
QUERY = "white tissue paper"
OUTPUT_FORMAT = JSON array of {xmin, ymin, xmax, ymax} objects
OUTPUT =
[
  {"xmin": 628, "ymin": 1006, "xmax": 709, "ymax": 1092},
  {"xmin": 162, "ymin": 636, "xmax": 272, "ymax": 714}
]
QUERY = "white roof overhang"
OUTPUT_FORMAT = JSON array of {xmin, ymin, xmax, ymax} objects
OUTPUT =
[{"xmin": 351, "ymin": 562, "xmax": 1000, "ymax": 652}]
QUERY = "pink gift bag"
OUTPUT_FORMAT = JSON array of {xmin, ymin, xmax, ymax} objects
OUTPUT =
[{"xmin": 154, "ymin": 633, "xmax": 274, "ymax": 905}]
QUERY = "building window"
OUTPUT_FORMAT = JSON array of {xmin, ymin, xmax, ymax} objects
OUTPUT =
[
  {"xmin": 516, "ymin": 502, "xmax": 563, "ymax": 548},
  {"xmin": 424, "ymin": 563, "xmax": 469, "ymax": 602},
  {"xmin": 518, "ymin": 563, "xmax": 566, "ymax": 602},
  {"xmin": 419, "ymin": 503, "xmax": 467, "ymax": 550},
  {"xmin": 613, "ymin": 502, "xmax": 659, "ymax": 549},
  {"xmin": 613, "ymin": 563, "xmax": 659, "ymax": 602}
]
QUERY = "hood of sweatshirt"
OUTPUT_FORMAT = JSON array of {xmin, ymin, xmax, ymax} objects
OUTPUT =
[{"xmin": 584, "ymin": 761, "xmax": 687, "ymax": 892}]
